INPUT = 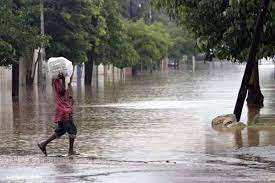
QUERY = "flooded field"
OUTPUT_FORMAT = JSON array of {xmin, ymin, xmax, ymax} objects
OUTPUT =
[{"xmin": 1, "ymin": 61, "xmax": 275, "ymax": 182}]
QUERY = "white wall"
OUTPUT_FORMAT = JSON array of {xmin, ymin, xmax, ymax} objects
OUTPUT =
[
  {"xmin": 0, "ymin": 66, "xmax": 12, "ymax": 84},
  {"xmin": 0, "ymin": 66, "xmax": 13, "ymax": 128},
  {"xmin": 97, "ymin": 64, "xmax": 104, "ymax": 75},
  {"xmin": 0, "ymin": 66, "xmax": 12, "ymax": 94}
]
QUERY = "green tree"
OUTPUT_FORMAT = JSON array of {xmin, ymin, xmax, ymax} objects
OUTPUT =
[
  {"xmin": 117, "ymin": 0, "xmax": 168, "ymax": 23},
  {"xmin": 0, "ymin": 0, "xmax": 46, "ymax": 94},
  {"xmin": 153, "ymin": 0, "xmax": 274, "ymax": 107},
  {"xmin": 96, "ymin": 0, "xmax": 139, "ymax": 68},
  {"xmin": 84, "ymin": 0, "xmax": 140, "ymax": 84},
  {"xmin": 153, "ymin": 0, "xmax": 274, "ymax": 60},
  {"xmin": 126, "ymin": 20, "xmax": 172, "ymax": 71},
  {"xmin": 0, "ymin": 0, "xmax": 43, "ymax": 66},
  {"xmin": 167, "ymin": 24, "xmax": 196, "ymax": 63},
  {"xmin": 44, "ymin": 0, "xmax": 111, "ymax": 84},
  {"xmin": 44, "ymin": 0, "xmax": 93, "ymax": 65}
]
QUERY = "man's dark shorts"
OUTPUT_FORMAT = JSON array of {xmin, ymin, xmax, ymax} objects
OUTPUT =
[{"xmin": 55, "ymin": 119, "xmax": 77, "ymax": 138}]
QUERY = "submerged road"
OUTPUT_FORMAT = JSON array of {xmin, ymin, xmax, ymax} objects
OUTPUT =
[{"xmin": 2, "ymin": 62, "xmax": 275, "ymax": 182}]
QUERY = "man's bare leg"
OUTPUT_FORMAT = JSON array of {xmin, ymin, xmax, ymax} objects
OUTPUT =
[
  {"xmin": 68, "ymin": 138, "xmax": 79, "ymax": 156},
  {"xmin": 37, "ymin": 133, "xmax": 58, "ymax": 156}
]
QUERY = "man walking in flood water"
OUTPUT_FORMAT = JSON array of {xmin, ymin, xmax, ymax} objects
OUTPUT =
[{"xmin": 37, "ymin": 73, "xmax": 78, "ymax": 156}]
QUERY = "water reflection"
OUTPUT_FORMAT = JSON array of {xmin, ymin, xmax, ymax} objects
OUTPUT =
[
  {"xmin": 53, "ymin": 163, "xmax": 77, "ymax": 183},
  {"xmin": 1, "ymin": 62, "xmax": 275, "ymax": 161},
  {"xmin": 247, "ymin": 107, "xmax": 260, "ymax": 147}
]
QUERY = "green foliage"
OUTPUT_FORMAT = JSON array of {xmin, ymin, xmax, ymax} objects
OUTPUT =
[
  {"xmin": 0, "ymin": 0, "xmax": 196, "ymax": 71},
  {"xmin": 116, "ymin": 0, "xmax": 131, "ymax": 18},
  {"xmin": 153, "ymin": 0, "xmax": 275, "ymax": 62},
  {"xmin": 0, "ymin": 0, "xmax": 45, "ymax": 66},
  {"xmin": 44, "ymin": 0, "xmax": 97, "ymax": 65},
  {"xmin": 126, "ymin": 20, "xmax": 172, "ymax": 66},
  {"xmin": 0, "ymin": 41, "xmax": 16, "ymax": 66},
  {"xmin": 117, "ymin": 0, "xmax": 197, "ymax": 65},
  {"xmin": 94, "ymin": 0, "xmax": 139, "ymax": 68},
  {"xmin": 167, "ymin": 24, "xmax": 196, "ymax": 61},
  {"xmin": 117, "ymin": 0, "xmax": 169, "ymax": 23}
]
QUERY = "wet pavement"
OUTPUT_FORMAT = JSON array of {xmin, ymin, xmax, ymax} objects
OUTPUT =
[{"xmin": 2, "ymin": 61, "xmax": 275, "ymax": 182}]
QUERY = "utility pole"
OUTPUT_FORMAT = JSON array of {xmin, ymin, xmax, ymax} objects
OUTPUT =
[
  {"xmin": 149, "ymin": 5, "xmax": 152, "ymax": 22},
  {"xmin": 233, "ymin": 0, "xmax": 270, "ymax": 121},
  {"xmin": 130, "ymin": 0, "xmax": 143, "ymax": 19},
  {"xmin": 39, "ymin": 0, "xmax": 46, "ymax": 86},
  {"xmin": 129, "ymin": 0, "xmax": 133, "ymax": 18}
]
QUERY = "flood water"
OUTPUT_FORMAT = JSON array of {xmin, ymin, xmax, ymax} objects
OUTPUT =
[{"xmin": 2, "ymin": 61, "xmax": 275, "ymax": 182}]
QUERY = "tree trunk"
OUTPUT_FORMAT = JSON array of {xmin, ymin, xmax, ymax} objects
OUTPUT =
[
  {"xmin": 120, "ymin": 68, "xmax": 123, "ymax": 79},
  {"xmin": 85, "ymin": 52, "xmax": 94, "ymax": 85},
  {"xmin": 246, "ymin": 61, "xmax": 264, "ymax": 107},
  {"xmin": 77, "ymin": 64, "xmax": 83, "ymax": 85},
  {"xmin": 12, "ymin": 63, "xmax": 19, "ymax": 97},
  {"xmin": 150, "ymin": 59, "xmax": 153, "ymax": 73},
  {"xmin": 26, "ymin": 51, "xmax": 40, "ymax": 87},
  {"xmin": 233, "ymin": 0, "xmax": 270, "ymax": 121},
  {"xmin": 247, "ymin": 106, "xmax": 260, "ymax": 124},
  {"xmin": 26, "ymin": 55, "xmax": 34, "ymax": 86},
  {"xmin": 130, "ymin": 0, "xmax": 133, "ymax": 18},
  {"xmin": 132, "ymin": 65, "xmax": 137, "ymax": 75}
]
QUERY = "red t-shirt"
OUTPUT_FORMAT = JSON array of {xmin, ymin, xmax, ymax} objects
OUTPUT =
[{"xmin": 53, "ymin": 79, "xmax": 73, "ymax": 123}]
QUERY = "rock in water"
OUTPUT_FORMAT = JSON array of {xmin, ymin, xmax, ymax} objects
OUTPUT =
[
  {"xmin": 212, "ymin": 114, "xmax": 236, "ymax": 125},
  {"xmin": 227, "ymin": 122, "xmax": 246, "ymax": 129},
  {"xmin": 212, "ymin": 114, "xmax": 246, "ymax": 130}
]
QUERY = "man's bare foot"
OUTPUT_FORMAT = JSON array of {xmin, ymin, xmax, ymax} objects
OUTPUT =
[{"xmin": 37, "ymin": 143, "xmax": 47, "ymax": 156}]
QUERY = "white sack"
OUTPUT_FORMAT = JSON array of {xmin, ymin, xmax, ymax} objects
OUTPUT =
[{"xmin": 48, "ymin": 57, "xmax": 73, "ymax": 79}]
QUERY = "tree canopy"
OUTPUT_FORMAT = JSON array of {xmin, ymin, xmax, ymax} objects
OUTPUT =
[
  {"xmin": 94, "ymin": 0, "xmax": 140, "ymax": 68},
  {"xmin": 44, "ymin": 0, "xmax": 98, "ymax": 65},
  {"xmin": 166, "ymin": 24, "xmax": 196, "ymax": 61},
  {"xmin": 126, "ymin": 20, "xmax": 172, "ymax": 67},
  {"xmin": 0, "ymin": 0, "xmax": 197, "ymax": 72},
  {"xmin": 153, "ymin": 0, "xmax": 275, "ymax": 62},
  {"xmin": 0, "ymin": 0, "xmax": 45, "ymax": 66}
]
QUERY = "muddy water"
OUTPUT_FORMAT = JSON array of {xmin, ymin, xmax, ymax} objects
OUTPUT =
[{"xmin": 1, "ymin": 62, "xmax": 275, "ymax": 162}]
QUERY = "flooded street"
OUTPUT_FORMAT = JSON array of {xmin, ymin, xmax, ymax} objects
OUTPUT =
[{"xmin": 2, "ymin": 61, "xmax": 275, "ymax": 182}]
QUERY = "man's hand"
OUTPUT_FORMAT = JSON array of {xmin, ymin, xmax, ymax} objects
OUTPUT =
[
  {"xmin": 58, "ymin": 73, "xmax": 65, "ymax": 79},
  {"xmin": 58, "ymin": 72, "xmax": 66, "ymax": 96}
]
